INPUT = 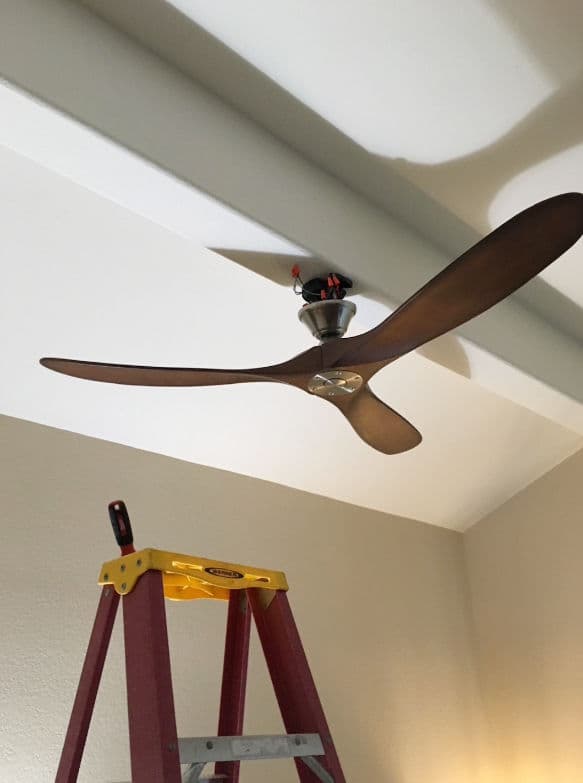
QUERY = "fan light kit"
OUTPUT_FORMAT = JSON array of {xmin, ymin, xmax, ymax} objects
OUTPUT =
[{"xmin": 41, "ymin": 193, "xmax": 583, "ymax": 454}]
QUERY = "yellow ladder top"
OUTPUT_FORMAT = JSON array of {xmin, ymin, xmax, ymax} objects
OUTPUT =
[{"xmin": 99, "ymin": 548, "xmax": 288, "ymax": 601}]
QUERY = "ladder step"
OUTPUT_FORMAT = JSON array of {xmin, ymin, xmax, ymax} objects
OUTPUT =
[{"xmin": 178, "ymin": 733, "xmax": 325, "ymax": 764}]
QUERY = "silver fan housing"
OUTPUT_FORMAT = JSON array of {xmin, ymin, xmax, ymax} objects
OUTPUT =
[{"xmin": 298, "ymin": 299, "xmax": 357, "ymax": 342}]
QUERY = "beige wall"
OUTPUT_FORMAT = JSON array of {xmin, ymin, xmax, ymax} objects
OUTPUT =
[
  {"xmin": 0, "ymin": 415, "xmax": 487, "ymax": 783},
  {"xmin": 465, "ymin": 448, "xmax": 583, "ymax": 783}
]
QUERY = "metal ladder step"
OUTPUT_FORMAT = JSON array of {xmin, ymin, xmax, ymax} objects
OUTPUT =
[
  {"xmin": 113, "ymin": 733, "xmax": 334, "ymax": 783},
  {"xmin": 179, "ymin": 733, "xmax": 334, "ymax": 783}
]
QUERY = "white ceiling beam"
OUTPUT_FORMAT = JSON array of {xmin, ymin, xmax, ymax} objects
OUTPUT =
[{"xmin": 2, "ymin": 0, "xmax": 583, "ymax": 413}]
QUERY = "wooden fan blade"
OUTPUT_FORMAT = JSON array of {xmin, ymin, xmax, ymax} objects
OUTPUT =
[
  {"xmin": 329, "ymin": 192, "xmax": 583, "ymax": 367},
  {"xmin": 40, "ymin": 346, "xmax": 322, "ymax": 389},
  {"xmin": 328, "ymin": 384, "xmax": 422, "ymax": 454}
]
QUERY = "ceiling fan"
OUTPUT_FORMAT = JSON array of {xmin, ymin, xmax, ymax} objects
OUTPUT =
[{"xmin": 41, "ymin": 193, "xmax": 583, "ymax": 455}]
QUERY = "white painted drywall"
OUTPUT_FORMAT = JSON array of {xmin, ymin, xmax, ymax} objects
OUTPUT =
[{"xmin": 465, "ymin": 448, "xmax": 583, "ymax": 782}]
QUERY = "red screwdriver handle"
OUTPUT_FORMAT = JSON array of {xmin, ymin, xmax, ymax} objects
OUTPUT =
[{"xmin": 108, "ymin": 500, "xmax": 136, "ymax": 555}]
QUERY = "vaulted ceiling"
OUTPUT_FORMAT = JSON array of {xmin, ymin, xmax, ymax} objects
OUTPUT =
[{"xmin": 1, "ymin": 0, "xmax": 582, "ymax": 529}]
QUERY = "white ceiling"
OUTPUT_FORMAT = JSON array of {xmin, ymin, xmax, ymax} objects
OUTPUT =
[
  {"xmin": 170, "ymin": 0, "xmax": 555, "ymax": 164},
  {"xmin": 1, "ymin": 0, "xmax": 582, "ymax": 530},
  {"xmin": 0, "ymin": 132, "xmax": 580, "ymax": 530},
  {"xmin": 169, "ymin": 0, "xmax": 583, "ymax": 306},
  {"xmin": 4, "ymin": 0, "xmax": 583, "ymax": 393}
]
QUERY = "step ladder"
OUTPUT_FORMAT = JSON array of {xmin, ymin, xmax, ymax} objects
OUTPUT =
[{"xmin": 55, "ymin": 501, "xmax": 346, "ymax": 783}]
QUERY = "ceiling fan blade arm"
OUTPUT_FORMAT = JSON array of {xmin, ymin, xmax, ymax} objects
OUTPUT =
[
  {"xmin": 39, "ymin": 358, "xmax": 268, "ymax": 386},
  {"xmin": 333, "ymin": 192, "xmax": 583, "ymax": 367},
  {"xmin": 39, "ymin": 347, "xmax": 323, "ymax": 388},
  {"xmin": 328, "ymin": 384, "xmax": 421, "ymax": 454}
]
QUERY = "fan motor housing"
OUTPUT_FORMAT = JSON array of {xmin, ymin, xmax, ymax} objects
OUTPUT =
[{"xmin": 298, "ymin": 299, "xmax": 356, "ymax": 342}]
